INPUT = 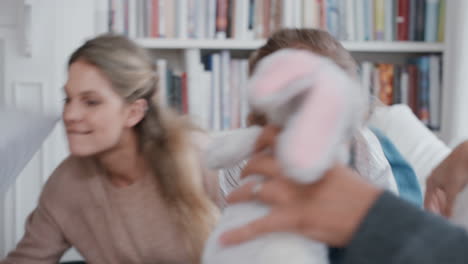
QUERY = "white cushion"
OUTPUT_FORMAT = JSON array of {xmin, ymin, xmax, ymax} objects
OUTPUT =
[
  {"xmin": 368, "ymin": 104, "xmax": 468, "ymax": 229},
  {"xmin": 369, "ymin": 104, "xmax": 450, "ymax": 193}
]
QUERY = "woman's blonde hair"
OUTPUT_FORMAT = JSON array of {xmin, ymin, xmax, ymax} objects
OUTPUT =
[
  {"xmin": 248, "ymin": 28, "xmax": 364, "ymax": 126},
  {"xmin": 68, "ymin": 34, "xmax": 218, "ymax": 263}
]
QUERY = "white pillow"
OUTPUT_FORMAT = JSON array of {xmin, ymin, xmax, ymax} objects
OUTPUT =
[
  {"xmin": 368, "ymin": 104, "xmax": 451, "ymax": 193},
  {"xmin": 368, "ymin": 104, "xmax": 468, "ymax": 229},
  {"xmin": 0, "ymin": 109, "xmax": 59, "ymax": 196}
]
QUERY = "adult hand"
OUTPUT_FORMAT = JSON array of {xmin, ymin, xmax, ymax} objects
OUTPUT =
[
  {"xmin": 220, "ymin": 126, "xmax": 383, "ymax": 247},
  {"xmin": 425, "ymin": 141, "xmax": 468, "ymax": 217}
]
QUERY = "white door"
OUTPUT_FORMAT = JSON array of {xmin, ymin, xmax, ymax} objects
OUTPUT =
[{"xmin": 0, "ymin": 0, "xmax": 97, "ymax": 261}]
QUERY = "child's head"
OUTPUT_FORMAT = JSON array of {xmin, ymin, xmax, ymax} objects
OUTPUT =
[
  {"xmin": 247, "ymin": 29, "xmax": 360, "ymax": 126},
  {"xmin": 250, "ymin": 29, "xmax": 358, "ymax": 78}
]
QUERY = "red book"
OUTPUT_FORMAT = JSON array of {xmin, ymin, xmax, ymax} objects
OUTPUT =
[
  {"xmin": 396, "ymin": 0, "xmax": 409, "ymax": 41},
  {"xmin": 151, "ymin": 0, "xmax": 159, "ymax": 38},
  {"xmin": 318, "ymin": 0, "xmax": 326, "ymax": 30},
  {"xmin": 216, "ymin": 0, "xmax": 228, "ymax": 36},
  {"xmin": 263, "ymin": 0, "xmax": 271, "ymax": 38},
  {"xmin": 181, "ymin": 72, "xmax": 188, "ymax": 114}
]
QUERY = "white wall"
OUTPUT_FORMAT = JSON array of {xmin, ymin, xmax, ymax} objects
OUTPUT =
[
  {"xmin": 440, "ymin": 0, "xmax": 468, "ymax": 147},
  {"xmin": 0, "ymin": 0, "xmax": 97, "ymax": 261}
]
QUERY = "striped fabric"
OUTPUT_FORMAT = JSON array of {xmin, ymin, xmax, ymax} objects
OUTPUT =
[{"xmin": 218, "ymin": 160, "xmax": 247, "ymax": 207}]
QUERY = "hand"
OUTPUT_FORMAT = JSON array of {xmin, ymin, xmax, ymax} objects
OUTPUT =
[
  {"xmin": 425, "ymin": 141, "xmax": 468, "ymax": 217},
  {"xmin": 219, "ymin": 126, "xmax": 383, "ymax": 247}
]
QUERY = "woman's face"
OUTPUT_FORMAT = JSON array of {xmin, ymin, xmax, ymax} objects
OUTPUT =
[{"xmin": 63, "ymin": 60, "xmax": 136, "ymax": 157}]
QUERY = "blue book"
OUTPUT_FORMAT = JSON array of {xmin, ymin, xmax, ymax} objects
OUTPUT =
[
  {"xmin": 363, "ymin": 0, "xmax": 374, "ymax": 41},
  {"xmin": 424, "ymin": 0, "xmax": 440, "ymax": 42},
  {"xmin": 416, "ymin": 0, "xmax": 426, "ymax": 41},
  {"xmin": 326, "ymin": 0, "xmax": 340, "ymax": 39},
  {"xmin": 416, "ymin": 56, "xmax": 430, "ymax": 125},
  {"xmin": 409, "ymin": 0, "xmax": 417, "ymax": 41},
  {"xmin": 202, "ymin": 54, "xmax": 213, "ymax": 71}
]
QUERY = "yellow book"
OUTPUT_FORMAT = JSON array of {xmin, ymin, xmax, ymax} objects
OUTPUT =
[
  {"xmin": 374, "ymin": 0, "xmax": 385, "ymax": 40},
  {"xmin": 438, "ymin": 0, "xmax": 446, "ymax": 42}
]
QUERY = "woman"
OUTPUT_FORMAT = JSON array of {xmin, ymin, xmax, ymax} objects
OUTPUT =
[{"xmin": 1, "ymin": 34, "xmax": 220, "ymax": 264}]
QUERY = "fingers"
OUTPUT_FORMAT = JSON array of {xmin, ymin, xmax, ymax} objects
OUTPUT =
[
  {"xmin": 220, "ymin": 209, "xmax": 297, "ymax": 246},
  {"xmin": 443, "ymin": 189, "xmax": 455, "ymax": 217},
  {"xmin": 253, "ymin": 125, "xmax": 281, "ymax": 153},
  {"xmin": 425, "ymin": 187, "xmax": 449, "ymax": 217},
  {"xmin": 226, "ymin": 181, "xmax": 258, "ymax": 204},
  {"xmin": 424, "ymin": 180, "xmax": 437, "ymax": 211},
  {"xmin": 425, "ymin": 193, "xmax": 442, "ymax": 215},
  {"xmin": 227, "ymin": 178, "xmax": 302, "ymax": 205},
  {"xmin": 240, "ymin": 153, "xmax": 283, "ymax": 180}
]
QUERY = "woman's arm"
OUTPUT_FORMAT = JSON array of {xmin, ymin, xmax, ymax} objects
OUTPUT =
[
  {"xmin": 1, "ymin": 196, "xmax": 70, "ymax": 264},
  {"xmin": 339, "ymin": 191, "xmax": 468, "ymax": 264},
  {"xmin": 425, "ymin": 141, "xmax": 468, "ymax": 217}
]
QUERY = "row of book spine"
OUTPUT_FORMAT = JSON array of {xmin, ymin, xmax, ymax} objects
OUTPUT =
[
  {"xmin": 158, "ymin": 50, "xmax": 250, "ymax": 131},
  {"xmin": 109, "ymin": 0, "xmax": 445, "ymax": 42},
  {"xmin": 158, "ymin": 51, "xmax": 442, "ymax": 131},
  {"xmin": 361, "ymin": 55, "xmax": 442, "ymax": 130}
]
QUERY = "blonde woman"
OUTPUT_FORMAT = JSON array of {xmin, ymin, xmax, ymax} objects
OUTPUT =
[{"xmin": 1, "ymin": 34, "xmax": 220, "ymax": 264}]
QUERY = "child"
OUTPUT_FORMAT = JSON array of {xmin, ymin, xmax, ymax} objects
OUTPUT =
[{"xmin": 222, "ymin": 29, "xmax": 422, "ymax": 201}]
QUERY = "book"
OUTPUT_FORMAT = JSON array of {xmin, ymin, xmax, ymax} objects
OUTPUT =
[
  {"xmin": 407, "ymin": 64, "xmax": 419, "ymax": 114},
  {"xmin": 393, "ymin": 65, "xmax": 402, "ymax": 104},
  {"xmin": 326, "ymin": 0, "xmax": 340, "ymax": 38},
  {"xmin": 429, "ymin": 55, "xmax": 441, "ymax": 129},
  {"xmin": 344, "ymin": 0, "xmax": 355, "ymax": 41},
  {"xmin": 181, "ymin": 72, "xmax": 188, "ymax": 113},
  {"xmin": 409, "ymin": 0, "xmax": 417, "ymax": 41},
  {"xmin": 384, "ymin": 0, "xmax": 394, "ymax": 41},
  {"xmin": 396, "ymin": 0, "xmax": 409, "ymax": 41},
  {"xmin": 374, "ymin": 0, "xmax": 385, "ymax": 41},
  {"xmin": 254, "ymin": 0, "xmax": 264, "ymax": 38},
  {"xmin": 176, "ymin": 0, "xmax": 188, "ymax": 38},
  {"xmin": 156, "ymin": 59, "xmax": 167, "ymax": 105},
  {"xmin": 164, "ymin": 0, "xmax": 176, "ymax": 38},
  {"xmin": 364, "ymin": 0, "xmax": 374, "ymax": 41},
  {"xmin": 206, "ymin": 0, "xmax": 217, "ymax": 39},
  {"xmin": 128, "ymin": 0, "xmax": 137, "ymax": 38},
  {"xmin": 303, "ymin": 0, "xmax": 320, "ymax": 30},
  {"xmin": 221, "ymin": 51, "xmax": 231, "ymax": 130},
  {"xmin": 211, "ymin": 53, "xmax": 221, "ymax": 130},
  {"xmin": 437, "ymin": 0, "xmax": 445, "ymax": 42},
  {"xmin": 215, "ymin": 0, "xmax": 228, "ymax": 39},
  {"xmin": 415, "ymin": 56, "xmax": 430, "ymax": 125},
  {"xmin": 400, "ymin": 67, "xmax": 409, "ymax": 105},
  {"xmin": 415, "ymin": 0, "xmax": 426, "ymax": 41},
  {"xmin": 425, "ymin": 0, "xmax": 440, "ymax": 42},
  {"xmin": 378, "ymin": 64, "xmax": 394, "ymax": 105},
  {"xmin": 151, "ymin": 0, "xmax": 159, "ymax": 37}
]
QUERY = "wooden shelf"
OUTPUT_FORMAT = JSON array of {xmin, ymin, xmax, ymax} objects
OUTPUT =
[
  {"xmin": 137, "ymin": 39, "xmax": 265, "ymax": 50},
  {"xmin": 137, "ymin": 38, "xmax": 445, "ymax": 53},
  {"xmin": 342, "ymin": 41, "xmax": 445, "ymax": 52}
]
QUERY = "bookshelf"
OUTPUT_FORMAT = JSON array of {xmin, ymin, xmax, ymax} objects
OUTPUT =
[
  {"xmin": 106, "ymin": 0, "xmax": 453, "ymax": 142},
  {"xmin": 137, "ymin": 39, "xmax": 445, "ymax": 52}
]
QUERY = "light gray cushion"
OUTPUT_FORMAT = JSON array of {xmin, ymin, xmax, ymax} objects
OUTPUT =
[{"xmin": 0, "ymin": 109, "xmax": 59, "ymax": 195}]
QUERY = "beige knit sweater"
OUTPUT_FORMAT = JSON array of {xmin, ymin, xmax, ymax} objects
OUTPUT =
[{"xmin": 1, "ymin": 156, "xmax": 221, "ymax": 264}]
